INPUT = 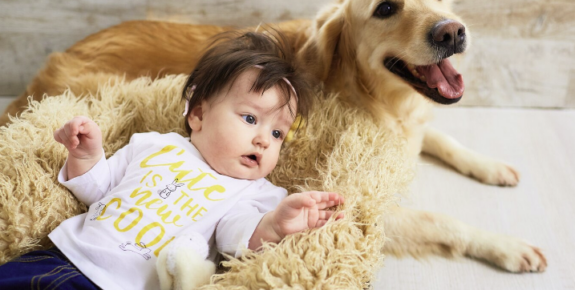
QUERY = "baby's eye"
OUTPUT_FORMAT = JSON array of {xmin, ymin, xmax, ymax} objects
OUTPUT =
[
  {"xmin": 272, "ymin": 130, "xmax": 282, "ymax": 139},
  {"xmin": 242, "ymin": 114, "xmax": 256, "ymax": 124}
]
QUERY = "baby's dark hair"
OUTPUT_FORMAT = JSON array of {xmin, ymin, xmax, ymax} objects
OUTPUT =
[{"xmin": 182, "ymin": 30, "xmax": 313, "ymax": 135}]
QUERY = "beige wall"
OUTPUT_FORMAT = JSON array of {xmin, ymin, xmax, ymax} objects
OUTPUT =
[
  {"xmin": 1, "ymin": 0, "xmax": 573, "ymax": 108},
  {"xmin": 454, "ymin": 0, "xmax": 575, "ymax": 108}
]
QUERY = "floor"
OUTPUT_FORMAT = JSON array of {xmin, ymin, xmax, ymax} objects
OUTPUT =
[
  {"xmin": 1, "ymin": 97, "xmax": 574, "ymax": 289},
  {"xmin": 373, "ymin": 107, "xmax": 575, "ymax": 290}
]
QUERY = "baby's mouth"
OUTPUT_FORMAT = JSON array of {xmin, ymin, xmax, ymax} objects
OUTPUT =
[{"xmin": 241, "ymin": 154, "xmax": 259, "ymax": 167}]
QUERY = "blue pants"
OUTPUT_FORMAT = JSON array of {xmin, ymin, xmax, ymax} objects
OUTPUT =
[{"xmin": 0, "ymin": 247, "xmax": 101, "ymax": 290}]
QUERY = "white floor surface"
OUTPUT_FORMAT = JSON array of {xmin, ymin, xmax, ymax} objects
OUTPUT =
[{"xmin": 372, "ymin": 107, "xmax": 575, "ymax": 290}]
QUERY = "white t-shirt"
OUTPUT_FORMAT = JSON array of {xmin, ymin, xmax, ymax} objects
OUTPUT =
[{"xmin": 48, "ymin": 132, "xmax": 286, "ymax": 290}]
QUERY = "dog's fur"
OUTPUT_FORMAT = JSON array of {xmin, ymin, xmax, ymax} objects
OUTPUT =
[{"xmin": 1, "ymin": 0, "xmax": 546, "ymax": 272}]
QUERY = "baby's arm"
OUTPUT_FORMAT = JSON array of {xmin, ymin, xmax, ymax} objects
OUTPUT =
[
  {"xmin": 53, "ymin": 116, "xmax": 103, "ymax": 180},
  {"xmin": 249, "ymin": 191, "xmax": 345, "ymax": 250}
]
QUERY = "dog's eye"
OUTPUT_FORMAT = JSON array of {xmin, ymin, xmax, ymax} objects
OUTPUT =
[{"xmin": 373, "ymin": 2, "xmax": 396, "ymax": 19}]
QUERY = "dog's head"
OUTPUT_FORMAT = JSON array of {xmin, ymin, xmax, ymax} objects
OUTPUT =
[{"xmin": 299, "ymin": 0, "xmax": 469, "ymax": 105}]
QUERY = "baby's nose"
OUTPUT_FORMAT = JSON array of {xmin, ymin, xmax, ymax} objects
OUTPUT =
[{"xmin": 253, "ymin": 133, "xmax": 270, "ymax": 148}]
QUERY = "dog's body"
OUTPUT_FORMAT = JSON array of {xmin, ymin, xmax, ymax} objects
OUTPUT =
[{"xmin": 1, "ymin": 0, "xmax": 546, "ymax": 272}]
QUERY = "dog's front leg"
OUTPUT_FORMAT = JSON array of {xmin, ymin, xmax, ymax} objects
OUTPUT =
[
  {"xmin": 382, "ymin": 206, "xmax": 547, "ymax": 273},
  {"xmin": 421, "ymin": 126, "xmax": 520, "ymax": 186}
]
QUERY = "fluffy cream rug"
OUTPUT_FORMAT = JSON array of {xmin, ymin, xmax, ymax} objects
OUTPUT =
[{"xmin": 0, "ymin": 74, "xmax": 412, "ymax": 289}]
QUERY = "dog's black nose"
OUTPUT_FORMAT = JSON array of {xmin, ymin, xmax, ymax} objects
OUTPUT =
[{"xmin": 430, "ymin": 20, "xmax": 466, "ymax": 57}]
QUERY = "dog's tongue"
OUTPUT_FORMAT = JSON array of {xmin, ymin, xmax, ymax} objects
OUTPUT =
[{"xmin": 416, "ymin": 59, "xmax": 464, "ymax": 99}]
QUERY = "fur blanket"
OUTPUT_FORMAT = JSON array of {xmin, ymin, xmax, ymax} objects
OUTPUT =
[{"xmin": 0, "ymin": 75, "xmax": 412, "ymax": 289}]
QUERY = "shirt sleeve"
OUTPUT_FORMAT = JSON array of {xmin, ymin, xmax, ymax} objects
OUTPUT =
[
  {"xmin": 57, "ymin": 134, "xmax": 139, "ymax": 206},
  {"xmin": 215, "ymin": 180, "xmax": 287, "ymax": 258}
]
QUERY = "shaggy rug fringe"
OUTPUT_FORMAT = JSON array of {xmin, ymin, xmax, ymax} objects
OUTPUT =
[{"xmin": 0, "ymin": 75, "xmax": 412, "ymax": 289}]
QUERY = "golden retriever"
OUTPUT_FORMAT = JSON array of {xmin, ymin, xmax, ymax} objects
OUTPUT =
[{"xmin": 0, "ymin": 0, "xmax": 546, "ymax": 272}]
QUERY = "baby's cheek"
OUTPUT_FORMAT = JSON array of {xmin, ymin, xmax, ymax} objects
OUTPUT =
[{"xmin": 268, "ymin": 150, "xmax": 281, "ymax": 168}]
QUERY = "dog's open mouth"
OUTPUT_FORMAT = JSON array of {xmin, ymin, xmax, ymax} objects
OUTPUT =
[{"xmin": 383, "ymin": 57, "xmax": 464, "ymax": 104}]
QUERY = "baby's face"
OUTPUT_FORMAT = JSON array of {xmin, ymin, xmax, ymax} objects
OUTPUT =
[{"xmin": 189, "ymin": 69, "xmax": 296, "ymax": 180}]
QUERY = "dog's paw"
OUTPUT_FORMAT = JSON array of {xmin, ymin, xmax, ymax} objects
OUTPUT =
[
  {"xmin": 479, "ymin": 236, "xmax": 547, "ymax": 273},
  {"xmin": 469, "ymin": 160, "xmax": 520, "ymax": 187}
]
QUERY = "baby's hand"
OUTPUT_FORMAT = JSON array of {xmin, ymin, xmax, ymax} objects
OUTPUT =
[
  {"xmin": 54, "ymin": 116, "xmax": 103, "ymax": 160},
  {"xmin": 272, "ymin": 191, "xmax": 345, "ymax": 239}
]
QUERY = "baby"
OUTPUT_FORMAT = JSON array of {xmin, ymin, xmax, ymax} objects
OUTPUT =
[{"xmin": 0, "ymin": 32, "xmax": 344, "ymax": 290}]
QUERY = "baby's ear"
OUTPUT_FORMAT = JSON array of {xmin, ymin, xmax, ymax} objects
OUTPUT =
[{"xmin": 187, "ymin": 103, "xmax": 204, "ymax": 132}]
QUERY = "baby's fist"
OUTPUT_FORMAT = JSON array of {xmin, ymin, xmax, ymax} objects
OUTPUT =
[{"xmin": 54, "ymin": 116, "xmax": 102, "ymax": 159}]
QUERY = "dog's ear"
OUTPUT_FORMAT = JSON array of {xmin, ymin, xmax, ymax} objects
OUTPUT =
[{"xmin": 298, "ymin": 3, "xmax": 351, "ymax": 82}]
